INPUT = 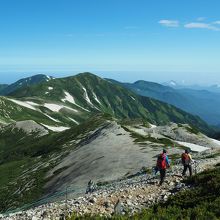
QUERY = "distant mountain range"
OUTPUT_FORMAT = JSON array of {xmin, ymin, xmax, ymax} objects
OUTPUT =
[
  {"xmin": 0, "ymin": 84, "xmax": 8, "ymax": 93},
  {"xmin": 108, "ymin": 79, "xmax": 220, "ymax": 127},
  {"xmin": 163, "ymin": 80, "xmax": 220, "ymax": 93}
]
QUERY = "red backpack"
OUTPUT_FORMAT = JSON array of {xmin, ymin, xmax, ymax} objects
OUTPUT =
[
  {"xmin": 182, "ymin": 153, "xmax": 190, "ymax": 165},
  {"xmin": 157, "ymin": 153, "xmax": 167, "ymax": 169}
]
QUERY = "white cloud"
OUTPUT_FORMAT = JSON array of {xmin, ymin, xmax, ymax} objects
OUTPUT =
[
  {"xmin": 197, "ymin": 17, "xmax": 206, "ymax": 21},
  {"xmin": 158, "ymin": 20, "xmax": 179, "ymax": 27},
  {"xmin": 184, "ymin": 22, "xmax": 220, "ymax": 31},
  {"xmin": 213, "ymin": 21, "xmax": 220, "ymax": 25}
]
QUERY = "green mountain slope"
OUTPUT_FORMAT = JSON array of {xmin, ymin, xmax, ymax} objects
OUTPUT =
[
  {"xmin": 7, "ymin": 72, "xmax": 213, "ymax": 135},
  {"xmin": 0, "ymin": 96, "xmax": 68, "ymax": 125},
  {"xmin": 0, "ymin": 74, "xmax": 53, "ymax": 95},
  {"xmin": 0, "ymin": 84, "xmax": 8, "ymax": 93},
  {"xmin": 0, "ymin": 114, "xmax": 109, "ymax": 211},
  {"xmin": 108, "ymin": 79, "xmax": 220, "ymax": 127}
]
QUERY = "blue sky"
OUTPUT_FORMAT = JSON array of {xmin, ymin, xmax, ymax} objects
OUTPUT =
[{"xmin": 0, "ymin": 0, "xmax": 220, "ymax": 84}]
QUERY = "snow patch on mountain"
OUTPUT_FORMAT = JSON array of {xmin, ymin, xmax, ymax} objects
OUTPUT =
[
  {"xmin": 82, "ymin": 87, "xmax": 99, "ymax": 110},
  {"xmin": 68, "ymin": 117, "xmax": 79, "ymax": 125},
  {"xmin": 82, "ymin": 87, "xmax": 93, "ymax": 106},
  {"xmin": 149, "ymin": 123, "xmax": 157, "ymax": 128},
  {"xmin": 209, "ymin": 138, "xmax": 220, "ymax": 147},
  {"xmin": 8, "ymin": 99, "xmax": 37, "ymax": 111},
  {"xmin": 43, "ymin": 114, "xmax": 60, "ymax": 123},
  {"xmin": 25, "ymin": 101, "xmax": 39, "ymax": 106},
  {"xmin": 44, "ymin": 103, "xmax": 78, "ymax": 113},
  {"xmin": 41, "ymin": 124, "xmax": 70, "ymax": 132},
  {"xmin": 92, "ymin": 92, "xmax": 101, "ymax": 105},
  {"xmin": 64, "ymin": 106, "xmax": 78, "ymax": 112},
  {"xmin": 62, "ymin": 91, "xmax": 90, "ymax": 112},
  {"xmin": 61, "ymin": 91, "xmax": 75, "ymax": 104},
  {"xmin": 170, "ymin": 81, "xmax": 177, "ymax": 86},
  {"xmin": 46, "ymin": 75, "xmax": 52, "ymax": 81},
  {"xmin": 176, "ymin": 141, "xmax": 210, "ymax": 152},
  {"xmin": 44, "ymin": 103, "xmax": 63, "ymax": 112},
  {"xmin": 130, "ymin": 96, "xmax": 136, "ymax": 101}
]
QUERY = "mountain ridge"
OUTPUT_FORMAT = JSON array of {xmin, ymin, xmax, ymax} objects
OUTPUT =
[
  {"xmin": 0, "ymin": 74, "xmax": 54, "ymax": 96},
  {"xmin": 108, "ymin": 78, "xmax": 220, "ymax": 127},
  {"xmin": 2, "ymin": 72, "xmax": 214, "ymax": 135}
]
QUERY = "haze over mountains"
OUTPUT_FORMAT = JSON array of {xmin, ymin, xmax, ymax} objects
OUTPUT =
[
  {"xmin": 164, "ymin": 80, "xmax": 220, "ymax": 93},
  {"xmin": 0, "ymin": 72, "xmax": 220, "ymax": 213},
  {"xmin": 108, "ymin": 78, "xmax": 220, "ymax": 127}
]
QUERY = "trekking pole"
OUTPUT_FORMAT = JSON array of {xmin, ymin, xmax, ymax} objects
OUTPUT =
[
  {"xmin": 194, "ymin": 161, "xmax": 197, "ymax": 175},
  {"xmin": 65, "ymin": 186, "xmax": 68, "ymax": 216}
]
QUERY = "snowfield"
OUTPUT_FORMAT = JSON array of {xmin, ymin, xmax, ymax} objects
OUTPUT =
[
  {"xmin": 149, "ymin": 123, "xmax": 157, "ymax": 128},
  {"xmin": 82, "ymin": 87, "xmax": 99, "ymax": 110},
  {"xmin": 43, "ymin": 114, "xmax": 60, "ymax": 122},
  {"xmin": 176, "ymin": 141, "xmax": 210, "ymax": 152},
  {"xmin": 41, "ymin": 124, "xmax": 70, "ymax": 132},
  {"xmin": 68, "ymin": 117, "xmax": 80, "ymax": 125},
  {"xmin": 25, "ymin": 101, "xmax": 39, "ymax": 106},
  {"xmin": 44, "ymin": 103, "xmax": 63, "ymax": 112},
  {"xmin": 82, "ymin": 86, "xmax": 93, "ymax": 106},
  {"xmin": 62, "ymin": 91, "xmax": 90, "ymax": 112},
  {"xmin": 61, "ymin": 91, "xmax": 75, "ymax": 104},
  {"xmin": 43, "ymin": 103, "xmax": 78, "ymax": 113},
  {"xmin": 209, "ymin": 138, "xmax": 220, "ymax": 148},
  {"xmin": 9, "ymin": 99, "xmax": 37, "ymax": 111},
  {"xmin": 93, "ymin": 92, "xmax": 101, "ymax": 105}
]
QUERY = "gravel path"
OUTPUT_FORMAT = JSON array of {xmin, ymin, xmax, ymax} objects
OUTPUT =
[{"xmin": 2, "ymin": 154, "xmax": 220, "ymax": 220}]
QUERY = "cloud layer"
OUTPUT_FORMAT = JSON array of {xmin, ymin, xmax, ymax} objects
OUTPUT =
[
  {"xmin": 158, "ymin": 20, "xmax": 179, "ymax": 27},
  {"xmin": 184, "ymin": 22, "xmax": 220, "ymax": 31},
  {"xmin": 159, "ymin": 19, "xmax": 220, "ymax": 31}
]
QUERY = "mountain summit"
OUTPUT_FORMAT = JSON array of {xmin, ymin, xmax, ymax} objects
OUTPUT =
[
  {"xmin": 0, "ymin": 74, "xmax": 54, "ymax": 95},
  {"xmin": 163, "ymin": 80, "xmax": 179, "ymax": 88},
  {"xmin": 1, "ymin": 72, "xmax": 212, "ymax": 135}
]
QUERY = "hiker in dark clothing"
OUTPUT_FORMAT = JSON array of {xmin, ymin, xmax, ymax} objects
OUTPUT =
[
  {"xmin": 182, "ymin": 149, "xmax": 193, "ymax": 176},
  {"xmin": 86, "ymin": 180, "xmax": 96, "ymax": 194},
  {"xmin": 156, "ymin": 149, "xmax": 170, "ymax": 185}
]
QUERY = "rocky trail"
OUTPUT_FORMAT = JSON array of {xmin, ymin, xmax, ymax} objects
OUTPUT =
[{"xmin": 1, "ymin": 151, "xmax": 220, "ymax": 220}]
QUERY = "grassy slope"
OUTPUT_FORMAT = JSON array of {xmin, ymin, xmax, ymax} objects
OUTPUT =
[
  {"xmin": 0, "ymin": 74, "xmax": 51, "ymax": 95},
  {"xmin": 0, "ymin": 114, "xmax": 109, "ymax": 212},
  {"xmin": 0, "ymin": 97, "xmax": 63, "ymax": 125}
]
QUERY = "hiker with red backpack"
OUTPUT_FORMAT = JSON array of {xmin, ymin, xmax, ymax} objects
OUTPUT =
[
  {"xmin": 156, "ymin": 149, "xmax": 170, "ymax": 185},
  {"xmin": 182, "ymin": 149, "xmax": 193, "ymax": 176}
]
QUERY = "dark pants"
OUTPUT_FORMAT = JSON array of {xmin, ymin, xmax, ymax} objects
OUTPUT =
[
  {"xmin": 159, "ymin": 169, "xmax": 166, "ymax": 185},
  {"xmin": 182, "ymin": 164, "xmax": 192, "ymax": 176}
]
